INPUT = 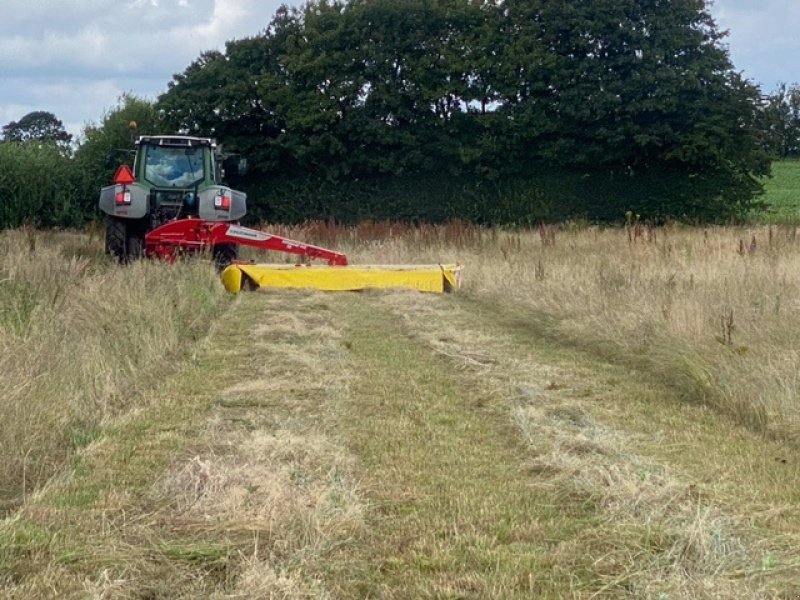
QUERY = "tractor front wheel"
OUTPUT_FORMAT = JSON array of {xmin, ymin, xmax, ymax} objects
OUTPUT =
[{"xmin": 212, "ymin": 243, "xmax": 238, "ymax": 269}]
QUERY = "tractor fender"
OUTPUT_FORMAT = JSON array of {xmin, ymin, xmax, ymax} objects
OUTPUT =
[
  {"xmin": 197, "ymin": 186, "xmax": 247, "ymax": 222},
  {"xmin": 98, "ymin": 183, "xmax": 149, "ymax": 219}
]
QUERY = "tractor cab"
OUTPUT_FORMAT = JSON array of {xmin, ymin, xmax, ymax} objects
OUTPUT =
[{"xmin": 134, "ymin": 136, "xmax": 225, "ymax": 222}]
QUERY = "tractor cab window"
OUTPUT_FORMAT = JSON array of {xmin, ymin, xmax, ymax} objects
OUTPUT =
[{"xmin": 143, "ymin": 145, "xmax": 205, "ymax": 188}]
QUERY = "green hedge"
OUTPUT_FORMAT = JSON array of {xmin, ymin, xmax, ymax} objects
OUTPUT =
[
  {"xmin": 0, "ymin": 142, "xmax": 88, "ymax": 229},
  {"xmin": 242, "ymin": 166, "xmax": 764, "ymax": 226},
  {"xmin": 0, "ymin": 139, "xmax": 764, "ymax": 229}
]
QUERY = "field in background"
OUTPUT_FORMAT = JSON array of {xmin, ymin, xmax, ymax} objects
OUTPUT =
[{"xmin": 759, "ymin": 159, "xmax": 800, "ymax": 223}]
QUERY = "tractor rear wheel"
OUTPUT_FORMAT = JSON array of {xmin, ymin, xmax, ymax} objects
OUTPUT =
[
  {"xmin": 105, "ymin": 217, "xmax": 127, "ymax": 262},
  {"xmin": 106, "ymin": 217, "xmax": 147, "ymax": 263},
  {"xmin": 126, "ymin": 234, "xmax": 144, "ymax": 259}
]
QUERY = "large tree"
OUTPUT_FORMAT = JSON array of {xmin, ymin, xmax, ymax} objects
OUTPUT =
[
  {"xmin": 160, "ymin": 0, "xmax": 495, "ymax": 179},
  {"xmin": 2, "ymin": 111, "xmax": 72, "ymax": 147},
  {"xmin": 158, "ymin": 0, "xmax": 771, "ymax": 222},
  {"xmin": 498, "ymin": 0, "xmax": 767, "ymax": 169}
]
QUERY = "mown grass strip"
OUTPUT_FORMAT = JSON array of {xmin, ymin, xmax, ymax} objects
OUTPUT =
[
  {"xmin": 373, "ymin": 291, "xmax": 800, "ymax": 596},
  {"xmin": 0, "ymin": 294, "xmax": 255, "ymax": 594},
  {"xmin": 322, "ymin": 294, "xmax": 604, "ymax": 599},
  {"xmin": 459, "ymin": 292, "xmax": 800, "ymax": 512},
  {"xmin": 1, "ymin": 290, "xmax": 365, "ymax": 598}
]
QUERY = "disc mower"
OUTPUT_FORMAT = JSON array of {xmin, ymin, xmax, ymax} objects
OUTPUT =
[{"xmin": 99, "ymin": 135, "xmax": 461, "ymax": 294}]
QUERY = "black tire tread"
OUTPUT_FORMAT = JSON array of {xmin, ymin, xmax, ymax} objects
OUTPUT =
[
  {"xmin": 105, "ymin": 217, "xmax": 127, "ymax": 262},
  {"xmin": 212, "ymin": 243, "xmax": 239, "ymax": 269}
]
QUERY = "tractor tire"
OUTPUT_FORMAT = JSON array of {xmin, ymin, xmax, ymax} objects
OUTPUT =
[
  {"xmin": 212, "ymin": 243, "xmax": 238, "ymax": 269},
  {"xmin": 126, "ymin": 234, "xmax": 144, "ymax": 259},
  {"xmin": 105, "ymin": 217, "xmax": 127, "ymax": 262}
]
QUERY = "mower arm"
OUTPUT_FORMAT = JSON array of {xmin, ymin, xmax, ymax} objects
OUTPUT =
[{"xmin": 144, "ymin": 219, "xmax": 349, "ymax": 266}]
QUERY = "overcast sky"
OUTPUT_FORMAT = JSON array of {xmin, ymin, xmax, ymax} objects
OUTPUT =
[{"xmin": 0, "ymin": 0, "xmax": 797, "ymax": 140}]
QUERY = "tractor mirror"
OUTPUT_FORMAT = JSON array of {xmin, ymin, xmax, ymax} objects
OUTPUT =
[{"xmin": 221, "ymin": 155, "xmax": 249, "ymax": 178}]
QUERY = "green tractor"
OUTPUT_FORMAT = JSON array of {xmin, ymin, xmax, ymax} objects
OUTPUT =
[{"xmin": 99, "ymin": 135, "xmax": 246, "ymax": 263}]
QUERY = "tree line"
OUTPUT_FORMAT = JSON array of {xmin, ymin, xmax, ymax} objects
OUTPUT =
[
  {"xmin": 763, "ymin": 84, "xmax": 800, "ymax": 159},
  {"xmin": 158, "ymin": 0, "xmax": 771, "ymax": 223},
  {"xmin": 1, "ymin": 0, "xmax": 797, "ymax": 228}
]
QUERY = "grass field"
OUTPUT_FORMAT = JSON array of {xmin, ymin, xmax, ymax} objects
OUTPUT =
[
  {"xmin": 3, "ymin": 220, "xmax": 800, "ymax": 597},
  {"xmin": 758, "ymin": 159, "xmax": 800, "ymax": 223}
]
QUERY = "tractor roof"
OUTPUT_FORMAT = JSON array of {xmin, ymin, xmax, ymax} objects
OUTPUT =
[{"xmin": 136, "ymin": 135, "xmax": 216, "ymax": 149}]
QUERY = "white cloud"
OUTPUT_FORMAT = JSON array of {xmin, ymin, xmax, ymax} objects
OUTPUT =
[
  {"xmin": 1, "ymin": 0, "xmax": 798, "ymax": 133},
  {"xmin": 710, "ymin": 0, "xmax": 800, "ymax": 88},
  {"xmin": 0, "ymin": 26, "xmax": 111, "ymax": 74},
  {"xmin": 0, "ymin": 0, "xmax": 283, "ymax": 130},
  {"xmin": 172, "ymin": 0, "xmax": 254, "ymax": 41},
  {"xmin": 0, "ymin": 77, "xmax": 142, "ymax": 139}
]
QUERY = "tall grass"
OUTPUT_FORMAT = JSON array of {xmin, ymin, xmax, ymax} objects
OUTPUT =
[
  {"xmin": 0, "ymin": 229, "xmax": 224, "ymax": 511},
  {"xmin": 265, "ymin": 220, "xmax": 800, "ymax": 441},
  {"xmin": 3, "ymin": 221, "xmax": 798, "ymax": 596},
  {"xmin": 470, "ymin": 224, "xmax": 800, "ymax": 440},
  {"xmin": 5, "ymin": 221, "xmax": 799, "ymax": 509}
]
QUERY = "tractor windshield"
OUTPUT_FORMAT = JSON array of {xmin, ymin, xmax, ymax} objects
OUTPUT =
[{"xmin": 143, "ymin": 145, "xmax": 205, "ymax": 188}]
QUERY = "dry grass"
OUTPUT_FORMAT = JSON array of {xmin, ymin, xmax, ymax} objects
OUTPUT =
[
  {"xmin": 376, "ymin": 290, "xmax": 796, "ymax": 597},
  {"xmin": 0, "ymin": 228, "xmax": 224, "ymax": 511},
  {"xmin": 269, "ymin": 220, "xmax": 800, "ymax": 441},
  {"xmin": 244, "ymin": 220, "xmax": 800, "ymax": 595},
  {"xmin": 466, "ymin": 224, "xmax": 800, "ymax": 441},
  {"xmin": 5, "ymin": 221, "xmax": 800, "ymax": 597},
  {"xmin": 141, "ymin": 295, "xmax": 363, "ymax": 598},
  {"xmin": 1, "ymin": 290, "xmax": 362, "ymax": 599}
]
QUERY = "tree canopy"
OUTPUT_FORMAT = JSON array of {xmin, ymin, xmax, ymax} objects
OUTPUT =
[
  {"xmin": 1, "ymin": 1, "xmax": 777, "ymax": 229},
  {"xmin": 763, "ymin": 84, "xmax": 800, "ymax": 158},
  {"xmin": 0, "ymin": 97, "xmax": 163, "ymax": 230},
  {"xmin": 2, "ymin": 111, "xmax": 72, "ymax": 147},
  {"xmin": 156, "ymin": 0, "xmax": 771, "ymax": 223}
]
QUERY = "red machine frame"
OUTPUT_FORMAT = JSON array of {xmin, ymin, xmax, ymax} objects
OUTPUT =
[{"xmin": 144, "ymin": 218, "xmax": 349, "ymax": 266}]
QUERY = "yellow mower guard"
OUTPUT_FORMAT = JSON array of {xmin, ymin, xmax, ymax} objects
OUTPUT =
[{"xmin": 221, "ymin": 263, "xmax": 462, "ymax": 294}]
